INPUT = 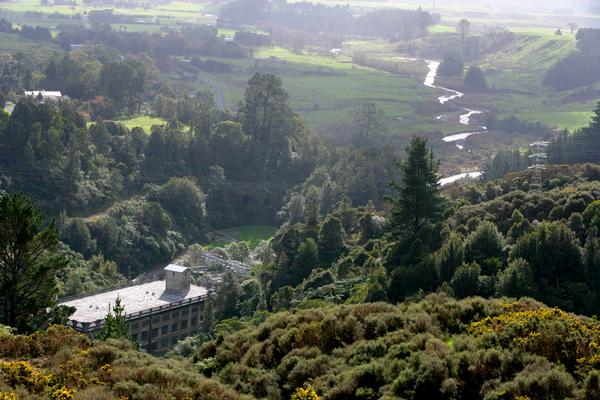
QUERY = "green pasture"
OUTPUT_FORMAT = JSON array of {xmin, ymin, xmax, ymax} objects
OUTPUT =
[
  {"xmin": 506, "ymin": 111, "xmax": 594, "ymax": 132},
  {"xmin": 115, "ymin": 116, "xmax": 169, "ymax": 132},
  {"xmin": 0, "ymin": 0, "xmax": 204, "ymax": 18},
  {"xmin": 88, "ymin": 116, "xmax": 170, "ymax": 134},
  {"xmin": 472, "ymin": 32, "xmax": 594, "ymax": 132},
  {"xmin": 189, "ymin": 46, "xmax": 463, "ymax": 134},
  {"xmin": 0, "ymin": 31, "xmax": 58, "ymax": 52}
]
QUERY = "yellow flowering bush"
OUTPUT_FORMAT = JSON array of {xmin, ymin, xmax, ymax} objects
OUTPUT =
[
  {"xmin": 0, "ymin": 361, "xmax": 53, "ymax": 393},
  {"xmin": 469, "ymin": 305, "xmax": 600, "ymax": 370},
  {"xmin": 52, "ymin": 386, "xmax": 76, "ymax": 400},
  {"xmin": 0, "ymin": 325, "xmax": 245, "ymax": 400},
  {"xmin": 291, "ymin": 384, "xmax": 320, "ymax": 400}
]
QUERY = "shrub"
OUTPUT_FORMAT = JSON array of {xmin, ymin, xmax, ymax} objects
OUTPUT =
[
  {"xmin": 291, "ymin": 384, "xmax": 320, "ymax": 400},
  {"xmin": 451, "ymin": 263, "xmax": 481, "ymax": 298}
]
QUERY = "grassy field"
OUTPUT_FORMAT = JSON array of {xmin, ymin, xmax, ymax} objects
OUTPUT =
[
  {"xmin": 0, "ymin": 31, "xmax": 58, "ymax": 53},
  {"xmin": 87, "ymin": 116, "xmax": 171, "ymax": 134},
  {"xmin": 504, "ymin": 110, "xmax": 595, "ymax": 131},
  {"xmin": 115, "ymin": 116, "xmax": 169, "ymax": 132},
  {"xmin": 0, "ymin": 0, "xmax": 205, "ymax": 18},
  {"xmin": 1, "ymin": 0, "xmax": 596, "ymax": 137},
  {"xmin": 188, "ymin": 46, "xmax": 464, "ymax": 134},
  {"xmin": 473, "ymin": 32, "xmax": 596, "ymax": 131},
  {"xmin": 0, "ymin": 0, "xmax": 214, "ymax": 34},
  {"xmin": 207, "ymin": 225, "xmax": 278, "ymax": 249}
]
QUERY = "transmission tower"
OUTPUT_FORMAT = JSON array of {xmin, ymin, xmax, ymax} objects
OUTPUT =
[{"xmin": 528, "ymin": 141, "xmax": 548, "ymax": 192}]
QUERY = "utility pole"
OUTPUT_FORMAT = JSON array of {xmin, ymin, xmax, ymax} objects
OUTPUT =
[
  {"xmin": 529, "ymin": 141, "xmax": 548, "ymax": 192},
  {"xmin": 433, "ymin": 0, "xmax": 436, "ymax": 13}
]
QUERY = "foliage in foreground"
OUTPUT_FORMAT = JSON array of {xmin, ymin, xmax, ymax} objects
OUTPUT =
[
  {"xmin": 194, "ymin": 296, "xmax": 600, "ymax": 400},
  {"xmin": 5, "ymin": 297, "xmax": 600, "ymax": 400},
  {"xmin": 0, "ymin": 326, "xmax": 249, "ymax": 400}
]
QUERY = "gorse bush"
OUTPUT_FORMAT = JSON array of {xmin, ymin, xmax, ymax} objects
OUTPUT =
[
  {"xmin": 192, "ymin": 296, "xmax": 600, "ymax": 400},
  {"xmin": 0, "ymin": 326, "xmax": 250, "ymax": 400},
  {"xmin": 291, "ymin": 384, "xmax": 320, "ymax": 400},
  {"xmin": 5, "ymin": 298, "xmax": 600, "ymax": 400}
]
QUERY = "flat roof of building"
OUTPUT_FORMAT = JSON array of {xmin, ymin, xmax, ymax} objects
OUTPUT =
[
  {"xmin": 164, "ymin": 264, "xmax": 188, "ymax": 273},
  {"xmin": 60, "ymin": 280, "xmax": 207, "ymax": 323},
  {"xmin": 24, "ymin": 91, "xmax": 62, "ymax": 97}
]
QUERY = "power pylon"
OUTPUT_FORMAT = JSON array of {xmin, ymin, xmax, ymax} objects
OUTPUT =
[{"xmin": 529, "ymin": 141, "xmax": 548, "ymax": 192}]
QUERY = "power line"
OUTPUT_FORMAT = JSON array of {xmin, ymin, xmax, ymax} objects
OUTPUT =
[{"xmin": 528, "ymin": 141, "xmax": 548, "ymax": 192}]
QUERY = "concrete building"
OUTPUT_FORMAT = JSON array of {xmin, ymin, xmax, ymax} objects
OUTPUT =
[{"xmin": 60, "ymin": 265, "xmax": 207, "ymax": 353}]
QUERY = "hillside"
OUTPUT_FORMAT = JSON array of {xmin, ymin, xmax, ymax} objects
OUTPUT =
[
  {"xmin": 0, "ymin": 325, "xmax": 249, "ymax": 400},
  {"xmin": 193, "ymin": 296, "xmax": 600, "ymax": 400},
  {"xmin": 3, "ymin": 297, "xmax": 600, "ymax": 399}
]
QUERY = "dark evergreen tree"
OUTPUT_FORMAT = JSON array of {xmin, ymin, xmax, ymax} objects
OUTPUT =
[
  {"xmin": 352, "ymin": 102, "xmax": 386, "ymax": 148},
  {"xmin": 438, "ymin": 234, "xmax": 465, "ymax": 282},
  {"xmin": 495, "ymin": 258, "xmax": 537, "ymax": 298},
  {"xmin": 451, "ymin": 262, "xmax": 480, "ymax": 298},
  {"xmin": 200, "ymin": 292, "xmax": 215, "ymax": 334},
  {"xmin": 318, "ymin": 215, "xmax": 346, "ymax": 264},
  {"xmin": 438, "ymin": 52, "xmax": 464, "ymax": 76},
  {"xmin": 464, "ymin": 65, "xmax": 487, "ymax": 90},
  {"xmin": 389, "ymin": 137, "xmax": 444, "ymax": 238},
  {"xmin": 98, "ymin": 296, "xmax": 130, "ymax": 341},
  {"xmin": 0, "ymin": 193, "xmax": 69, "ymax": 332}
]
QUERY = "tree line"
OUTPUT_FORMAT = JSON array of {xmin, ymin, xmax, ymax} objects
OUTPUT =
[{"xmin": 219, "ymin": 0, "xmax": 435, "ymax": 41}]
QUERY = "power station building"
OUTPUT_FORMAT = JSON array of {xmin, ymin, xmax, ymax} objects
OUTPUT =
[{"xmin": 60, "ymin": 265, "xmax": 207, "ymax": 353}]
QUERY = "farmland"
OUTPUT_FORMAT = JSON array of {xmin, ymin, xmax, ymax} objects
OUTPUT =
[{"xmin": 0, "ymin": 0, "xmax": 596, "ymax": 145}]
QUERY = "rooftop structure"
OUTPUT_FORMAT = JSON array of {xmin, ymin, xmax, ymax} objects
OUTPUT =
[
  {"xmin": 24, "ymin": 91, "xmax": 63, "ymax": 101},
  {"xmin": 60, "ymin": 265, "xmax": 207, "ymax": 353}
]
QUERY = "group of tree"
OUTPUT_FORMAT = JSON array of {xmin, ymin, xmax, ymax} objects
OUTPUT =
[
  {"xmin": 0, "ymin": 73, "xmax": 322, "ymax": 277},
  {"xmin": 0, "ymin": 19, "xmax": 52, "ymax": 41},
  {"xmin": 219, "ymin": 0, "xmax": 434, "ymax": 41},
  {"xmin": 483, "ymin": 102, "xmax": 600, "ymax": 179},
  {"xmin": 548, "ymin": 102, "xmax": 600, "ymax": 164},
  {"xmin": 438, "ymin": 52, "xmax": 464, "ymax": 76},
  {"xmin": 198, "ymin": 133, "xmax": 600, "ymax": 332},
  {"xmin": 0, "ymin": 192, "xmax": 123, "ymax": 333}
]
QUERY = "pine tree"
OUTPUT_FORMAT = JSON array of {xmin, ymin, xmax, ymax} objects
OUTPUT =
[
  {"xmin": 0, "ymin": 193, "xmax": 68, "ymax": 332},
  {"xmin": 438, "ymin": 234, "xmax": 465, "ymax": 282},
  {"xmin": 98, "ymin": 296, "xmax": 129, "ymax": 341},
  {"xmin": 318, "ymin": 215, "xmax": 346, "ymax": 264},
  {"xmin": 464, "ymin": 66, "xmax": 487, "ymax": 90},
  {"xmin": 215, "ymin": 272, "xmax": 239, "ymax": 320},
  {"xmin": 201, "ymin": 292, "xmax": 215, "ymax": 335},
  {"xmin": 389, "ymin": 137, "xmax": 444, "ymax": 238}
]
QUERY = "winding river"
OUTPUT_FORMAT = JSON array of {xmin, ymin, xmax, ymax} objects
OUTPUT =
[{"xmin": 421, "ymin": 60, "xmax": 485, "ymax": 185}]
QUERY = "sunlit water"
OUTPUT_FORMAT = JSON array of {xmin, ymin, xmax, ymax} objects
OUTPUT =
[{"xmin": 422, "ymin": 60, "xmax": 485, "ymax": 185}]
